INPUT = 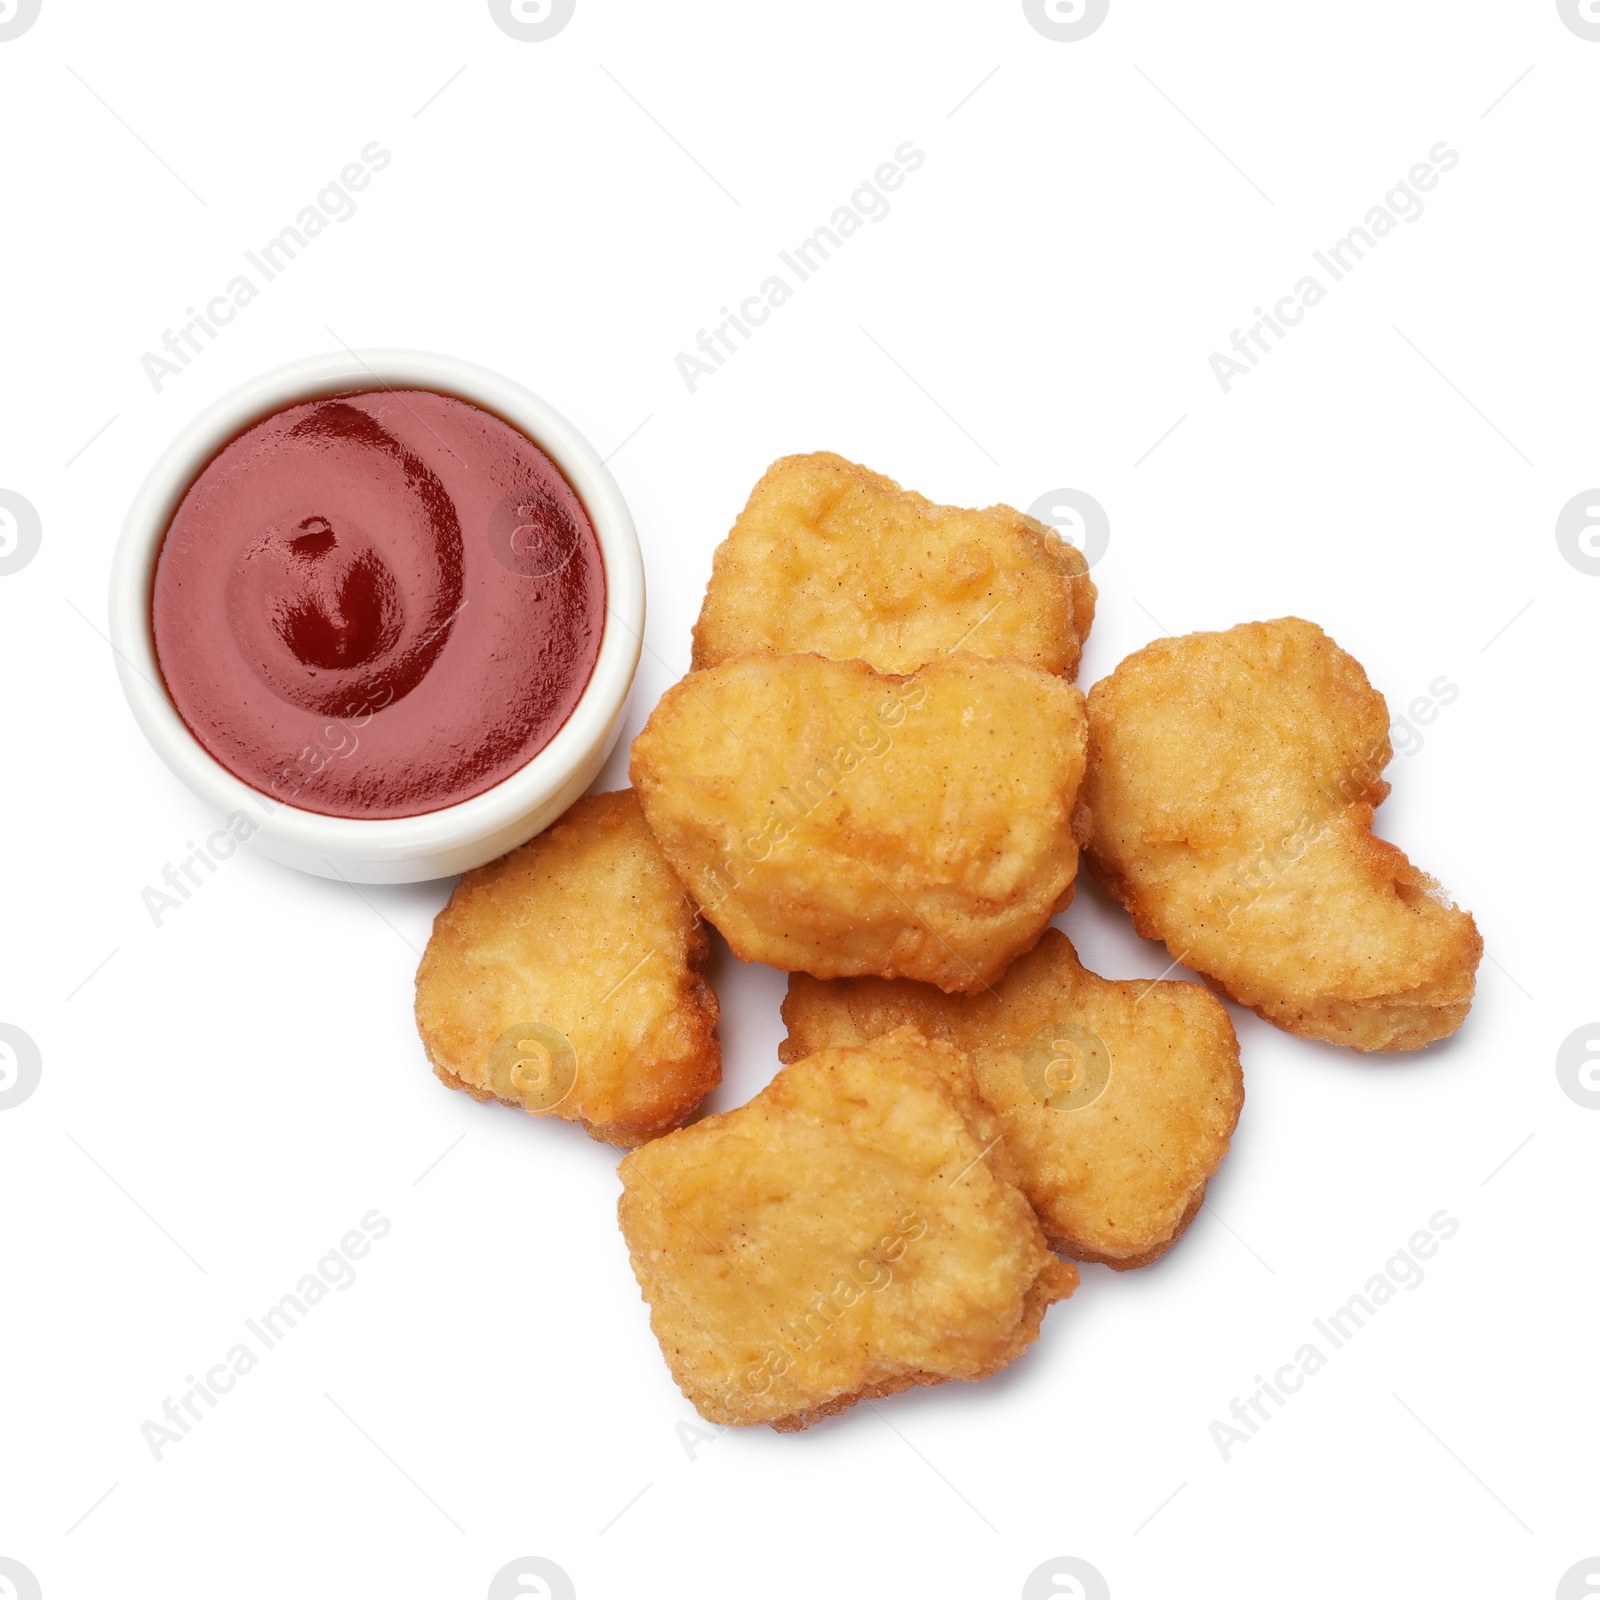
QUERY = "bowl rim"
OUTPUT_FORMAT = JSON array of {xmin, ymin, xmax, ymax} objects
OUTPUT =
[{"xmin": 107, "ymin": 347, "xmax": 644, "ymax": 865}]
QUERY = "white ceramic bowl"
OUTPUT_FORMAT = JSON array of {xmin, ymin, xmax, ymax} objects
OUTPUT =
[{"xmin": 109, "ymin": 349, "xmax": 644, "ymax": 883}]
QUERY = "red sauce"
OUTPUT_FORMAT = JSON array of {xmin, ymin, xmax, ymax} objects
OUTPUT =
[{"xmin": 152, "ymin": 389, "xmax": 606, "ymax": 819}]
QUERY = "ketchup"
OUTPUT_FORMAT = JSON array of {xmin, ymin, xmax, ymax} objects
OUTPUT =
[{"xmin": 152, "ymin": 389, "xmax": 606, "ymax": 818}]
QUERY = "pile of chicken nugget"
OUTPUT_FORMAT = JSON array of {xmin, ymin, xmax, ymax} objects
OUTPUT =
[{"xmin": 413, "ymin": 452, "xmax": 1483, "ymax": 1432}]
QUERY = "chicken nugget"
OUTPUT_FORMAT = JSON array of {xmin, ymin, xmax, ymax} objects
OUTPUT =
[
  {"xmin": 781, "ymin": 929, "xmax": 1243, "ymax": 1268},
  {"xmin": 1082, "ymin": 618, "xmax": 1481, "ymax": 1052},
  {"xmin": 629, "ymin": 652, "xmax": 1088, "ymax": 992},
  {"xmin": 690, "ymin": 452, "xmax": 1097, "ymax": 677},
  {"xmin": 414, "ymin": 790, "xmax": 719, "ymax": 1148},
  {"xmin": 617, "ymin": 1026, "xmax": 1077, "ymax": 1429}
]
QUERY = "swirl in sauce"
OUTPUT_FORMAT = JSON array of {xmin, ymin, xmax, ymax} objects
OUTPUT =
[{"xmin": 152, "ymin": 389, "xmax": 606, "ymax": 818}]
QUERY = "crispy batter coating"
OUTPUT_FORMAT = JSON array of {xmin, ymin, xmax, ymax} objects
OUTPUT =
[
  {"xmin": 414, "ymin": 790, "xmax": 720, "ymax": 1148},
  {"xmin": 1082, "ymin": 619, "xmax": 1481, "ymax": 1052},
  {"xmin": 617, "ymin": 1027, "xmax": 1077, "ymax": 1429},
  {"xmin": 629, "ymin": 652, "xmax": 1088, "ymax": 992},
  {"xmin": 690, "ymin": 453, "xmax": 1097, "ymax": 678},
  {"xmin": 781, "ymin": 930, "xmax": 1243, "ymax": 1268}
]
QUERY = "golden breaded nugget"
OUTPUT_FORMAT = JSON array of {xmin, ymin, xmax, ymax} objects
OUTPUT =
[
  {"xmin": 781, "ymin": 930, "xmax": 1243, "ymax": 1268},
  {"xmin": 690, "ymin": 452, "xmax": 1097, "ymax": 677},
  {"xmin": 1083, "ymin": 619, "xmax": 1481, "ymax": 1052},
  {"xmin": 630, "ymin": 652, "xmax": 1088, "ymax": 992},
  {"xmin": 414, "ymin": 790, "xmax": 719, "ymax": 1148},
  {"xmin": 617, "ymin": 1027, "xmax": 1077, "ymax": 1429}
]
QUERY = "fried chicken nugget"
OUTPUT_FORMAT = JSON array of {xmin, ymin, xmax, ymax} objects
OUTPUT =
[
  {"xmin": 780, "ymin": 930, "xmax": 1243, "ymax": 1269},
  {"xmin": 629, "ymin": 652, "xmax": 1088, "ymax": 992},
  {"xmin": 690, "ymin": 452, "xmax": 1097, "ymax": 677},
  {"xmin": 1083, "ymin": 619, "xmax": 1481, "ymax": 1052},
  {"xmin": 617, "ymin": 1026, "xmax": 1077, "ymax": 1429},
  {"xmin": 414, "ymin": 790, "xmax": 720, "ymax": 1148}
]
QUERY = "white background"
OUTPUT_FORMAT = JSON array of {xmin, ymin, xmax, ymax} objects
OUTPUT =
[{"xmin": 2, "ymin": 3, "xmax": 1595, "ymax": 1597}]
